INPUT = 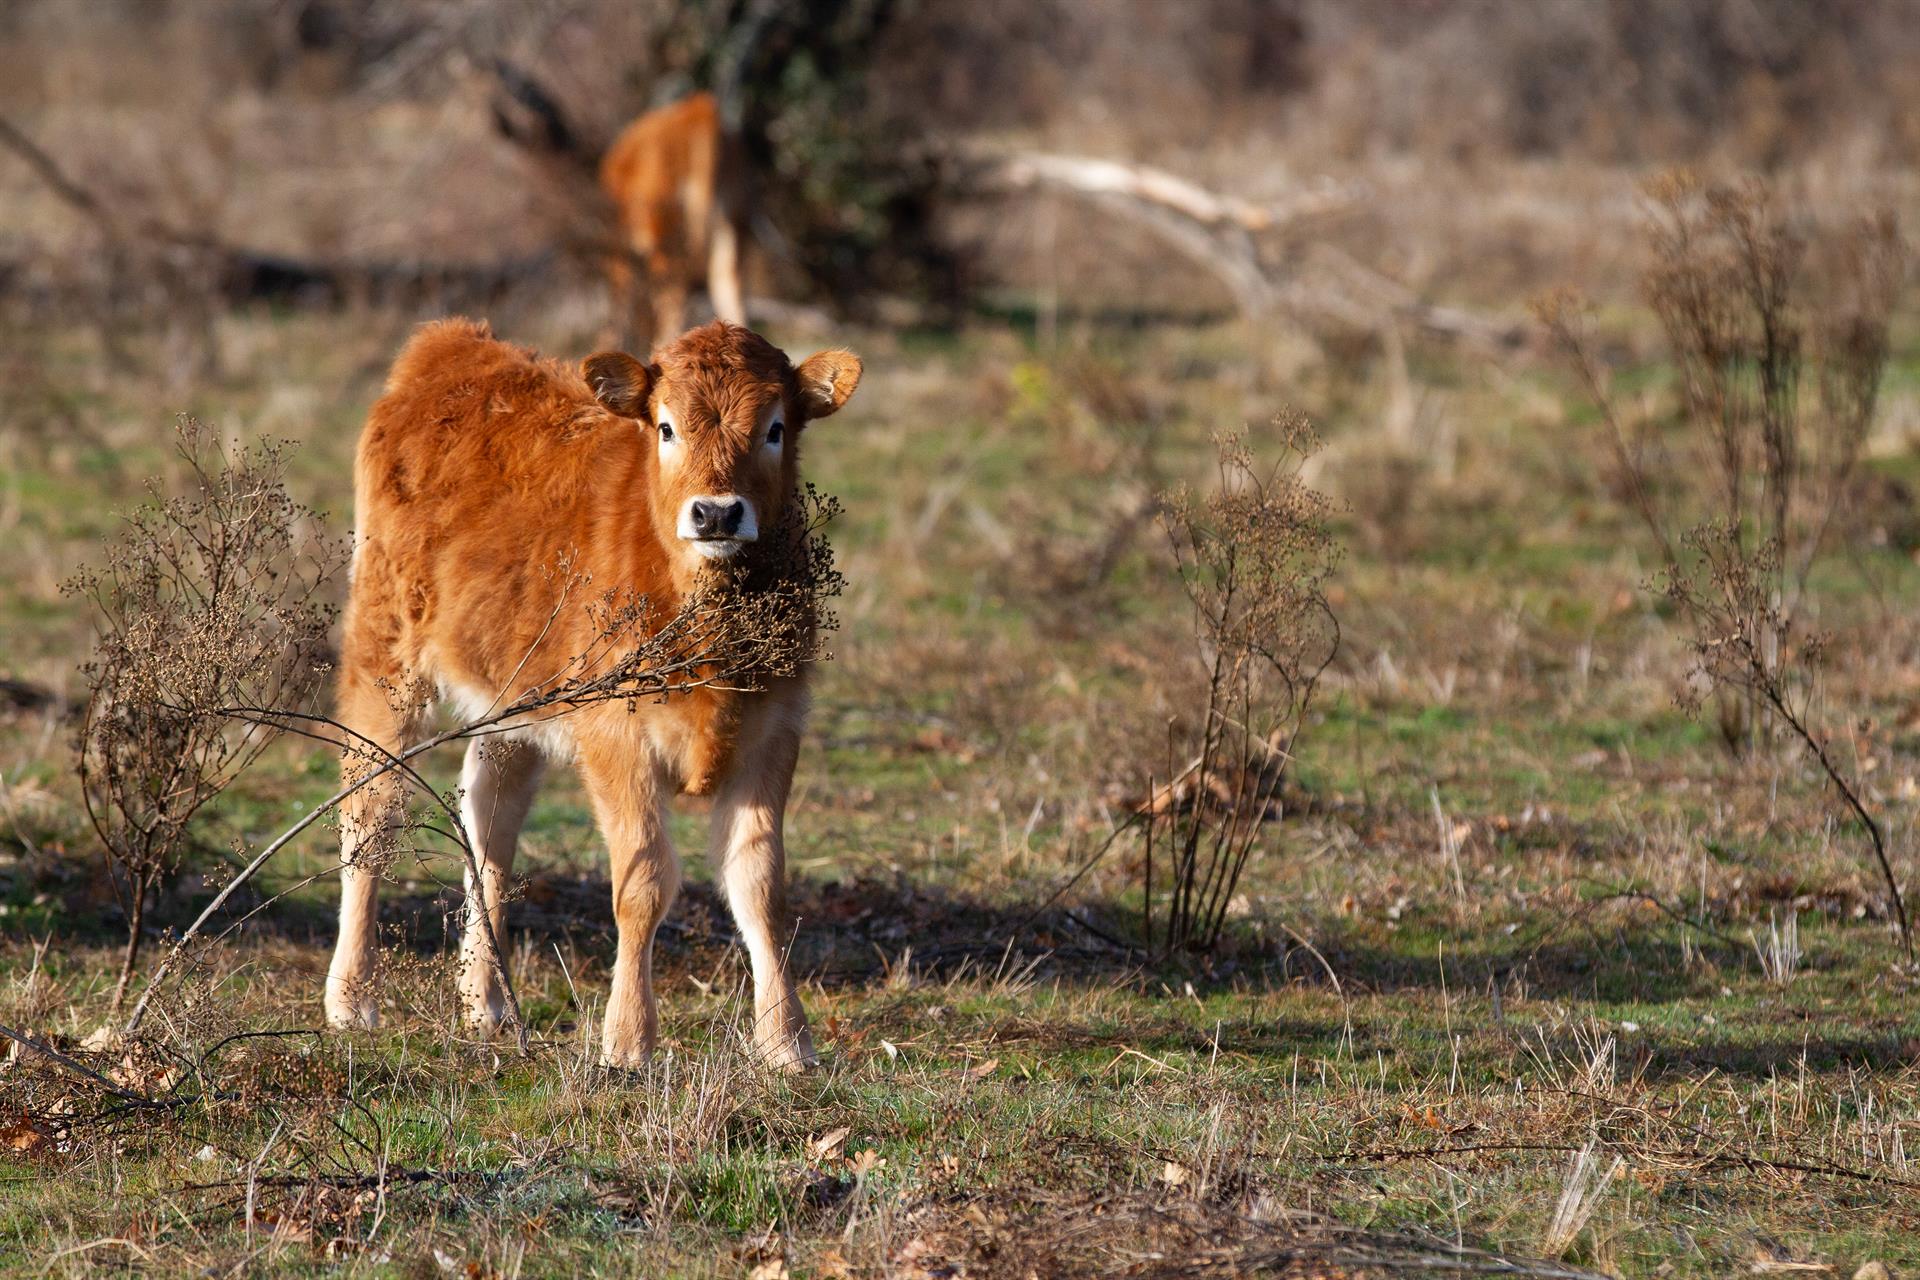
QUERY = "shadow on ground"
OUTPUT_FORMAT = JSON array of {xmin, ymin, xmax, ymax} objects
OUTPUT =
[{"xmin": 22, "ymin": 850, "xmax": 1913, "ymax": 1081}]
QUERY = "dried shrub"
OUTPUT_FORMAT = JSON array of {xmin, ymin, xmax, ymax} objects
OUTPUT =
[
  {"xmin": 64, "ymin": 420, "xmax": 347, "ymax": 1009},
  {"xmin": 407, "ymin": 482, "xmax": 844, "ymax": 730},
  {"xmin": 1662, "ymin": 522, "xmax": 1911, "ymax": 953},
  {"xmin": 1544, "ymin": 174, "xmax": 1903, "ymax": 620},
  {"xmin": 1644, "ymin": 175, "xmax": 1900, "ymax": 598},
  {"xmin": 1139, "ymin": 420, "xmax": 1341, "ymax": 956},
  {"xmin": 1541, "ymin": 174, "xmax": 1911, "ymax": 954}
]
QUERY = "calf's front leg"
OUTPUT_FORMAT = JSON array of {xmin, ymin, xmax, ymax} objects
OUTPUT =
[
  {"xmin": 709, "ymin": 698, "xmax": 816, "ymax": 1070},
  {"xmin": 326, "ymin": 661, "xmax": 425, "ymax": 1029},
  {"xmin": 580, "ymin": 738, "xmax": 679, "ymax": 1068}
]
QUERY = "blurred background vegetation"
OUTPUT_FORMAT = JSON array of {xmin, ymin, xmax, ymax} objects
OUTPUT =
[{"xmin": 5, "ymin": 0, "xmax": 1916, "ymax": 324}]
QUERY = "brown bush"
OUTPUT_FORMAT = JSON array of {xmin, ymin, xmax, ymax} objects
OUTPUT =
[
  {"xmin": 66, "ymin": 420, "xmax": 347, "ymax": 1009},
  {"xmin": 1139, "ymin": 420, "xmax": 1341, "ymax": 956},
  {"xmin": 1542, "ymin": 174, "xmax": 1911, "ymax": 954}
]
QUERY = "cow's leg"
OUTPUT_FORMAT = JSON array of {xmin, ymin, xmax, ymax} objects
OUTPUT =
[
  {"xmin": 579, "ymin": 736, "xmax": 678, "ymax": 1067},
  {"xmin": 602, "ymin": 247, "xmax": 636, "ymax": 350},
  {"xmin": 651, "ymin": 269, "xmax": 688, "ymax": 345},
  {"xmin": 455, "ymin": 737, "xmax": 546, "ymax": 1034},
  {"xmin": 325, "ymin": 643, "xmax": 426, "ymax": 1029},
  {"xmin": 708, "ymin": 693, "xmax": 815, "ymax": 1069},
  {"xmin": 708, "ymin": 217, "xmax": 746, "ymax": 327},
  {"xmin": 629, "ymin": 267, "xmax": 658, "ymax": 354}
]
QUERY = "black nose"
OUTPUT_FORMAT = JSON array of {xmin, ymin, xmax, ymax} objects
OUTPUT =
[{"xmin": 689, "ymin": 497, "xmax": 745, "ymax": 537}]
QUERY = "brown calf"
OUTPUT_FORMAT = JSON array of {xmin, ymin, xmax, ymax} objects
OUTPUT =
[
  {"xmin": 323, "ymin": 318, "xmax": 860, "ymax": 1068},
  {"xmin": 599, "ymin": 93, "xmax": 748, "ymax": 350}
]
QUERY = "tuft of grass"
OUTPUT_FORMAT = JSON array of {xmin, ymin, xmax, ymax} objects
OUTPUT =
[
  {"xmin": 1541, "ymin": 1138, "xmax": 1624, "ymax": 1258},
  {"xmin": 1752, "ymin": 910, "xmax": 1804, "ymax": 987}
]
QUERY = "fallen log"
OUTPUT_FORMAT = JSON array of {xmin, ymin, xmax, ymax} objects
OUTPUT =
[
  {"xmin": 953, "ymin": 143, "xmax": 1522, "ymax": 349},
  {"xmin": 970, "ymin": 148, "xmax": 1336, "ymax": 232}
]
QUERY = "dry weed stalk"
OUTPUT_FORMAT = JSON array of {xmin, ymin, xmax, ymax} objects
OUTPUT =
[
  {"xmin": 1541, "ymin": 174, "xmax": 1912, "ymax": 956},
  {"xmin": 1141, "ymin": 421, "xmax": 1340, "ymax": 956},
  {"xmin": 1663, "ymin": 524, "xmax": 1910, "ymax": 951},
  {"xmin": 1751, "ymin": 909, "xmax": 1803, "ymax": 987},
  {"xmin": 1541, "ymin": 1139, "xmax": 1624, "ymax": 1258},
  {"xmin": 65, "ymin": 420, "xmax": 346, "ymax": 1009}
]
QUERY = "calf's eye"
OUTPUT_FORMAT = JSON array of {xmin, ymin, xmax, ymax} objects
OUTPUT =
[
  {"xmin": 766, "ymin": 420, "xmax": 784, "ymax": 446},
  {"xmin": 658, "ymin": 421, "xmax": 676, "ymax": 443}
]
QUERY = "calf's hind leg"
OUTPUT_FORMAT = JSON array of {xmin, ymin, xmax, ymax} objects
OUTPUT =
[
  {"xmin": 456, "ymin": 737, "xmax": 547, "ymax": 1034},
  {"xmin": 708, "ymin": 216, "xmax": 746, "ymax": 326},
  {"xmin": 325, "ymin": 657, "xmax": 426, "ymax": 1029}
]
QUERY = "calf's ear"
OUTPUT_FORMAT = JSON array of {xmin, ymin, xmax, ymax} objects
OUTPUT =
[
  {"xmin": 583, "ymin": 352, "xmax": 655, "ymax": 418},
  {"xmin": 795, "ymin": 349, "xmax": 862, "ymax": 420}
]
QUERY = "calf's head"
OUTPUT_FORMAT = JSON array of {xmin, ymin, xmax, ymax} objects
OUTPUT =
[{"xmin": 584, "ymin": 322, "xmax": 860, "ymax": 572}]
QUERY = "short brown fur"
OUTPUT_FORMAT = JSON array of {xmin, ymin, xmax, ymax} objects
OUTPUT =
[{"xmin": 324, "ymin": 317, "xmax": 860, "ymax": 1068}]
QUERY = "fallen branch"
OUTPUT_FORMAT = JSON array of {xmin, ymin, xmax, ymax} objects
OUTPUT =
[
  {"xmin": 967, "ymin": 147, "xmax": 1341, "ymax": 233},
  {"xmin": 1328, "ymin": 1137, "xmax": 1920, "ymax": 1191},
  {"xmin": 0, "ymin": 114, "xmax": 554, "ymax": 308},
  {"xmin": 956, "ymin": 144, "xmax": 1317, "ymax": 317},
  {"xmin": 186, "ymin": 1168, "xmax": 512, "ymax": 1193},
  {"xmin": 954, "ymin": 143, "xmax": 1523, "ymax": 348},
  {"xmin": 0, "ymin": 117, "xmax": 186, "ymax": 248},
  {"xmin": 0, "ymin": 1022, "xmax": 164, "ymax": 1107},
  {"xmin": 1572, "ymin": 881, "xmax": 1748, "ymax": 950},
  {"xmin": 1307, "ymin": 244, "xmax": 1526, "ymax": 348}
]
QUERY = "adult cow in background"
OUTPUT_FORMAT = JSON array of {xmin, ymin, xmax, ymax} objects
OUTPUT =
[
  {"xmin": 599, "ymin": 92, "xmax": 750, "ymax": 349},
  {"xmin": 490, "ymin": 67, "xmax": 751, "ymax": 348}
]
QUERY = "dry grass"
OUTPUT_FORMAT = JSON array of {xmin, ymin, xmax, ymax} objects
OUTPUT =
[
  {"xmin": 1, "ymin": 282, "xmax": 1917, "ymax": 1275},
  {"xmin": 1, "ymin": 19, "xmax": 1919, "ymax": 1267}
]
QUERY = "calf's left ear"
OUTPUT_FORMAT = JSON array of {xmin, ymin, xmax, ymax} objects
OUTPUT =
[
  {"xmin": 795, "ymin": 349, "xmax": 862, "ymax": 420},
  {"xmin": 583, "ymin": 352, "xmax": 655, "ymax": 419}
]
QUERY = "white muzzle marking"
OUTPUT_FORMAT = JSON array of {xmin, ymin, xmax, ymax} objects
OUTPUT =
[{"xmin": 679, "ymin": 495, "xmax": 758, "ymax": 560}]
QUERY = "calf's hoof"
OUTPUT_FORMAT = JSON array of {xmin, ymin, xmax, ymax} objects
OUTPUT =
[
  {"xmin": 461, "ymin": 985, "xmax": 509, "ymax": 1038},
  {"xmin": 759, "ymin": 1027, "xmax": 819, "ymax": 1073},
  {"xmin": 324, "ymin": 975, "xmax": 379, "ymax": 1030},
  {"xmin": 600, "ymin": 1026, "xmax": 655, "ymax": 1071}
]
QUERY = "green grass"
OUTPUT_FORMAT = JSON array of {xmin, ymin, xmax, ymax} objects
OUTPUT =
[
  {"xmin": 6, "ymin": 916, "xmax": 1914, "ymax": 1275},
  {"xmin": 4, "ymin": 304, "xmax": 1920, "ymax": 1276}
]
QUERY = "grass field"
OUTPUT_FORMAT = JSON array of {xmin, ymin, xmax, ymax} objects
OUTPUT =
[{"xmin": 3, "ymin": 285, "xmax": 1919, "ymax": 1277}]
